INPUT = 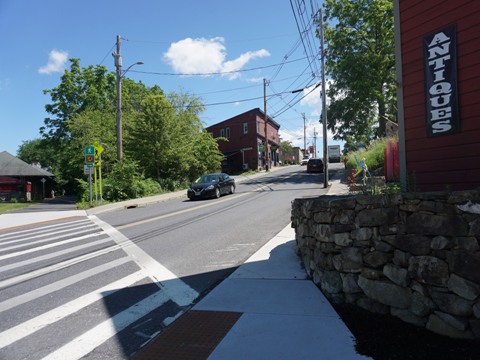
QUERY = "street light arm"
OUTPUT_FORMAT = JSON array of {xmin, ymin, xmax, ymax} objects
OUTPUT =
[{"xmin": 122, "ymin": 62, "xmax": 144, "ymax": 77}]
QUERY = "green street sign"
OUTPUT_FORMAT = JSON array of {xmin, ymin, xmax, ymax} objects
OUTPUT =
[
  {"xmin": 85, "ymin": 146, "xmax": 94, "ymax": 156},
  {"xmin": 85, "ymin": 146, "xmax": 95, "ymax": 166}
]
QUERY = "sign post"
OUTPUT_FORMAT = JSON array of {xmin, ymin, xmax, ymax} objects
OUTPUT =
[
  {"xmin": 41, "ymin": 178, "xmax": 46, "ymax": 199},
  {"xmin": 93, "ymin": 142, "xmax": 104, "ymax": 205},
  {"xmin": 85, "ymin": 146, "xmax": 94, "ymax": 207}
]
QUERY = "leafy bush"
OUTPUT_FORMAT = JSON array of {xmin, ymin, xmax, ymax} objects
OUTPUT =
[
  {"xmin": 136, "ymin": 178, "xmax": 162, "ymax": 196},
  {"xmin": 159, "ymin": 178, "xmax": 190, "ymax": 192},
  {"xmin": 75, "ymin": 178, "xmax": 89, "ymax": 203},
  {"xmin": 102, "ymin": 159, "xmax": 144, "ymax": 201}
]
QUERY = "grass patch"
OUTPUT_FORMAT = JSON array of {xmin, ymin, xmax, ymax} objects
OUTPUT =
[
  {"xmin": 344, "ymin": 137, "xmax": 397, "ymax": 172},
  {"xmin": 0, "ymin": 202, "xmax": 39, "ymax": 214}
]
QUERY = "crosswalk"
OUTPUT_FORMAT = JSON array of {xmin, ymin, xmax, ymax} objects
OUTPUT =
[{"xmin": 0, "ymin": 216, "xmax": 198, "ymax": 359}]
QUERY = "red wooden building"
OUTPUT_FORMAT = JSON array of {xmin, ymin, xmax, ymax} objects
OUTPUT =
[
  {"xmin": 0, "ymin": 151, "xmax": 55, "ymax": 200},
  {"xmin": 394, "ymin": 0, "xmax": 480, "ymax": 191},
  {"xmin": 206, "ymin": 108, "xmax": 280, "ymax": 172}
]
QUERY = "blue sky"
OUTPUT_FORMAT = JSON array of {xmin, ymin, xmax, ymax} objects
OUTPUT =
[{"xmin": 0, "ymin": 0, "xmax": 341, "ymax": 158}]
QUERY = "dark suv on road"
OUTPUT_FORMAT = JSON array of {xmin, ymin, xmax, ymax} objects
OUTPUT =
[{"xmin": 306, "ymin": 158, "xmax": 324, "ymax": 173}]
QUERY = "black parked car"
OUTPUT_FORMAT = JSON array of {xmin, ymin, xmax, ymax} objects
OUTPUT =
[
  {"xmin": 187, "ymin": 173, "xmax": 236, "ymax": 200},
  {"xmin": 307, "ymin": 158, "xmax": 324, "ymax": 173}
]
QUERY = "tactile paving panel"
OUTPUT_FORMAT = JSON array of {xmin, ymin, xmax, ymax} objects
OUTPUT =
[{"xmin": 133, "ymin": 310, "xmax": 243, "ymax": 360}]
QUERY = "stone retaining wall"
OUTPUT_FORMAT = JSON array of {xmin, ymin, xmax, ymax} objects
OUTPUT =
[{"xmin": 291, "ymin": 190, "xmax": 480, "ymax": 339}]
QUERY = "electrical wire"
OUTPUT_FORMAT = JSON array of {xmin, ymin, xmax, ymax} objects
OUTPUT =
[
  {"xmin": 99, "ymin": 43, "xmax": 116, "ymax": 65},
  {"xmin": 106, "ymin": 1, "xmax": 322, "ymax": 124},
  {"xmin": 129, "ymin": 57, "xmax": 307, "ymax": 77}
]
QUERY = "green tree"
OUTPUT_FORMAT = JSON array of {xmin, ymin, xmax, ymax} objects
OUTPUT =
[
  {"xmin": 128, "ymin": 91, "xmax": 223, "ymax": 183},
  {"xmin": 41, "ymin": 58, "xmax": 116, "ymax": 140},
  {"xmin": 167, "ymin": 91, "xmax": 223, "ymax": 181},
  {"xmin": 279, "ymin": 139, "xmax": 293, "ymax": 154},
  {"xmin": 127, "ymin": 93, "xmax": 177, "ymax": 179},
  {"xmin": 37, "ymin": 59, "xmax": 116, "ymax": 193},
  {"xmin": 17, "ymin": 139, "xmax": 54, "ymax": 168},
  {"xmin": 323, "ymin": 0, "xmax": 396, "ymax": 144},
  {"xmin": 68, "ymin": 109, "xmax": 117, "ymax": 165},
  {"xmin": 31, "ymin": 57, "xmax": 222, "ymax": 200},
  {"xmin": 39, "ymin": 59, "xmax": 164, "ymax": 193}
]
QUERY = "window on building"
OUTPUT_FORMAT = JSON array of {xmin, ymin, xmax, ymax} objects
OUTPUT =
[
  {"xmin": 220, "ymin": 128, "xmax": 225, "ymax": 137},
  {"xmin": 243, "ymin": 122, "xmax": 248, "ymax": 134},
  {"xmin": 226, "ymin": 127, "xmax": 230, "ymax": 138}
]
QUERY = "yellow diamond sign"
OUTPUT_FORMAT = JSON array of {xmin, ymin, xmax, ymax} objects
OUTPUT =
[{"xmin": 93, "ymin": 141, "xmax": 104, "ymax": 159}]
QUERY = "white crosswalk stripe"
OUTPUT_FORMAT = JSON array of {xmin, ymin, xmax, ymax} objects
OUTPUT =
[
  {"xmin": 0, "ymin": 256, "xmax": 131, "ymax": 313},
  {"xmin": 0, "ymin": 230, "xmax": 104, "ymax": 260},
  {"xmin": 41, "ymin": 289, "xmax": 171, "ymax": 360},
  {"xmin": 0, "ymin": 216, "xmax": 198, "ymax": 359},
  {"xmin": 0, "ymin": 271, "xmax": 146, "ymax": 348}
]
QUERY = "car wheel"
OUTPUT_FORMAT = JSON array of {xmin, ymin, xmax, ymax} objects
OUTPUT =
[
  {"xmin": 215, "ymin": 188, "xmax": 220, "ymax": 198},
  {"xmin": 229, "ymin": 184, "xmax": 235, "ymax": 194}
]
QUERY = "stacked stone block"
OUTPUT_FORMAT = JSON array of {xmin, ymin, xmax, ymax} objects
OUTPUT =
[{"xmin": 291, "ymin": 190, "xmax": 480, "ymax": 339}]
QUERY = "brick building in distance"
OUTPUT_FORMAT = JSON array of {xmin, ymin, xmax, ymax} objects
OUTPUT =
[{"xmin": 206, "ymin": 108, "xmax": 281, "ymax": 173}]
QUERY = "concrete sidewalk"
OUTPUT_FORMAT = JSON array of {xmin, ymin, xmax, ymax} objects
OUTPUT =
[
  {"xmin": 134, "ymin": 222, "xmax": 368, "ymax": 360},
  {"xmin": 132, "ymin": 171, "xmax": 368, "ymax": 360}
]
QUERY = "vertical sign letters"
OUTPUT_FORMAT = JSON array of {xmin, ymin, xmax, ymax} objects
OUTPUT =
[{"xmin": 424, "ymin": 24, "xmax": 459, "ymax": 137}]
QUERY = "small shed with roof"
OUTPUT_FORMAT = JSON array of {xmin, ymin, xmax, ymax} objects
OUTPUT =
[{"xmin": 0, "ymin": 151, "xmax": 55, "ymax": 201}]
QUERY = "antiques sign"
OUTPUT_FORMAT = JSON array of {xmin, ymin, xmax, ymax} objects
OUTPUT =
[{"xmin": 424, "ymin": 24, "xmax": 459, "ymax": 137}]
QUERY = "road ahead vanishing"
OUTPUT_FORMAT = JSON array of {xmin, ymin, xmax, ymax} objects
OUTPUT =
[{"xmin": 0, "ymin": 165, "xmax": 337, "ymax": 359}]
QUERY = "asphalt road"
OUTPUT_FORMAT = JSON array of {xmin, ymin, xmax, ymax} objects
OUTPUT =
[
  {"xmin": 98, "ymin": 165, "xmax": 330, "ymax": 297},
  {"xmin": 0, "ymin": 164, "xmax": 339, "ymax": 359}
]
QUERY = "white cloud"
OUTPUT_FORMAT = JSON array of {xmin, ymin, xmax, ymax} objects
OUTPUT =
[
  {"xmin": 163, "ymin": 37, "xmax": 270, "ymax": 79},
  {"xmin": 39, "ymin": 49, "xmax": 68, "ymax": 74},
  {"xmin": 222, "ymin": 49, "xmax": 270, "ymax": 79}
]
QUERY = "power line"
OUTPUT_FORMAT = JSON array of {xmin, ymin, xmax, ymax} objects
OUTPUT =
[
  {"xmin": 271, "ymin": 81, "xmax": 321, "ymax": 118},
  {"xmin": 99, "ymin": 43, "xmax": 116, "ymax": 65},
  {"xmin": 289, "ymin": 0, "xmax": 321, "ymax": 78},
  {"xmin": 129, "ymin": 57, "xmax": 307, "ymax": 77}
]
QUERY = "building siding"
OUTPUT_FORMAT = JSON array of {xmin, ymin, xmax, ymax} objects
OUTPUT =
[{"xmin": 399, "ymin": 0, "xmax": 480, "ymax": 191}]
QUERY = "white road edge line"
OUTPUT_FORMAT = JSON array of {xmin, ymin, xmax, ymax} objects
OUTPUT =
[{"xmin": 89, "ymin": 215, "xmax": 199, "ymax": 306}]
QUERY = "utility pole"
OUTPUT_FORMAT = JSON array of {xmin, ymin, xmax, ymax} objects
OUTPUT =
[
  {"xmin": 302, "ymin": 113, "xmax": 307, "ymax": 158},
  {"xmin": 319, "ymin": 10, "xmax": 329, "ymax": 188},
  {"xmin": 313, "ymin": 127, "xmax": 317, "ymax": 158},
  {"xmin": 113, "ymin": 35, "xmax": 123, "ymax": 161},
  {"xmin": 264, "ymin": 78, "xmax": 269, "ymax": 171}
]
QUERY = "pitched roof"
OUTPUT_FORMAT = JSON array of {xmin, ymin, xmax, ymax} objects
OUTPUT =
[{"xmin": 0, "ymin": 151, "xmax": 54, "ymax": 177}]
